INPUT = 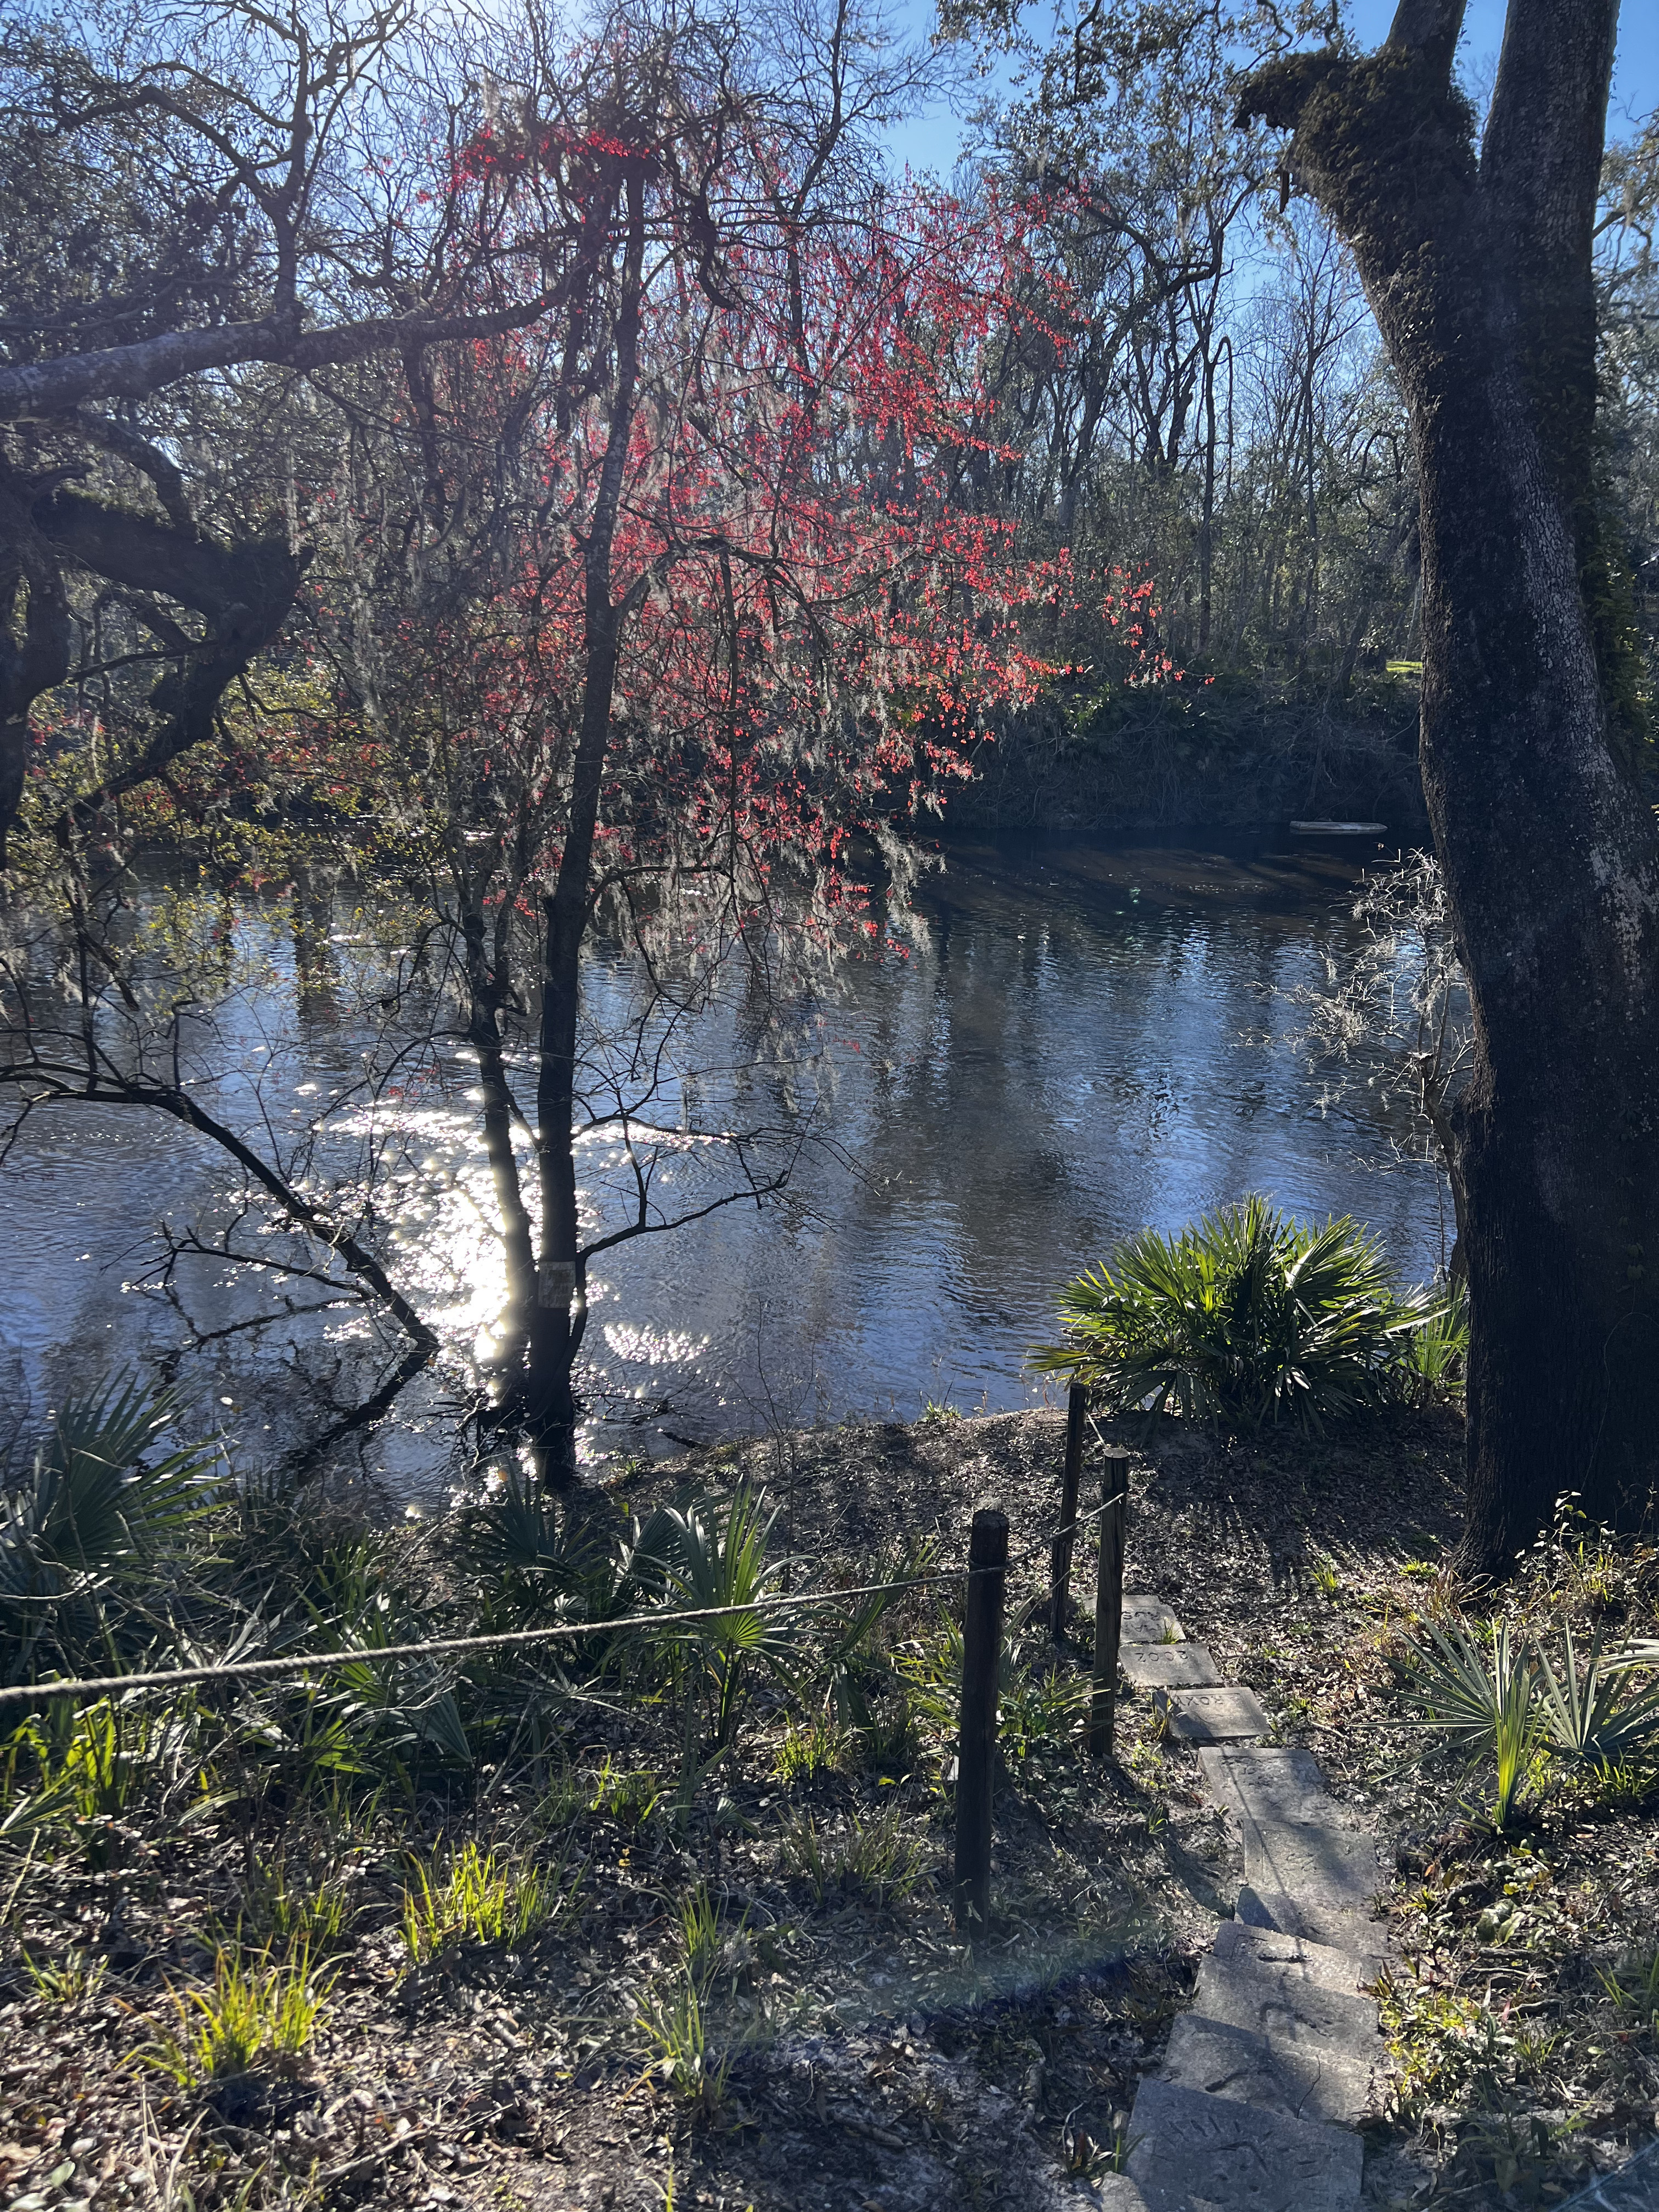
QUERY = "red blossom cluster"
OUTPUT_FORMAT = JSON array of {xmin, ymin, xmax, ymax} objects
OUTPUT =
[{"xmin": 148, "ymin": 85, "xmax": 1178, "ymax": 954}]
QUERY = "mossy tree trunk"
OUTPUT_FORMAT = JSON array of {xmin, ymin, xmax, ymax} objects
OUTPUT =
[{"xmin": 1243, "ymin": 0, "xmax": 1659, "ymax": 1570}]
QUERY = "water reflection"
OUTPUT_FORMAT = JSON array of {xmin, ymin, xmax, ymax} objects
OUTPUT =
[
  {"xmin": 629, "ymin": 833, "xmax": 1446, "ymax": 1448},
  {"xmin": 0, "ymin": 831, "xmax": 1447, "ymax": 1491}
]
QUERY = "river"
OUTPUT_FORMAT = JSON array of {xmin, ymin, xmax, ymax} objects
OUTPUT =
[{"xmin": 0, "ymin": 829, "xmax": 1451, "ymax": 1497}]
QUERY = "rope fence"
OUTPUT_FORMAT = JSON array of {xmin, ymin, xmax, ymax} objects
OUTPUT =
[
  {"xmin": 0, "ymin": 1455, "xmax": 1131, "ymax": 1718},
  {"xmin": 4, "ymin": 1382, "xmax": 1135, "ymax": 1932}
]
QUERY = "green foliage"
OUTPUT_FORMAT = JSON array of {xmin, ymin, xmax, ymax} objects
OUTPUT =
[
  {"xmin": 1308, "ymin": 1554, "xmax": 1344, "ymax": 1601},
  {"xmin": 634, "ymin": 1484, "xmax": 793, "ymax": 1752},
  {"xmin": 1397, "ymin": 1619, "xmax": 1542, "ymax": 1829},
  {"xmin": 1379, "ymin": 1972, "xmax": 1511, "ymax": 2124},
  {"xmin": 675, "ymin": 1881, "xmax": 726, "ymax": 1987},
  {"xmin": 147, "ymin": 1943, "xmax": 333, "ymax": 2084},
  {"xmin": 1589, "ymin": 1756, "xmax": 1659, "ymax": 1813},
  {"xmin": 780, "ymin": 1798, "xmax": 930, "ymax": 1905},
  {"xmin": 815, "ymin": 1537, "xmax": 938, "ymax": 1740},
  {"xmin": 588, "ymin": 1755, "xmax": 662, "ymax": 1829},
  {"xmin": 1030, "ymin": 1197, "xmax": 1438, "ymax": 1432},
  {"xmin": 637, "ymin": 1968, "xmax": 728, "ymax": 2112},
  {"xmin": 459, "ymin": 1463, "xmax": 572, "ymax": 1578},
  {"xmin": 0, "ymin": 1379, "xmax": 221, "ymax": 1677},
  {"xmin": 302, "ymin": 1541, "xmax": 472, "ymax": 1776},
  {"xmin": 398, "ymin": 1836, "xmax": 579, "ymax": 1968},
  {"xmin": 855, "ymin": 1688, "xmax": 923, "ymax": 1781},
  {"xmin": 1399, "ymin": 1278, "xmax": 1469, "ymax": 1406},
  {"xmin": 456, "ymin": 1464, "xmax": 620, "ymax": 1627},
  {"xmin": 997, "ymin": 1643, "xmax": 1090, "ymax": 1776},
  {"xmin": 772, "ymin": 1714, "xmax": 848, "ymax": 1786},
  {"xmin": 1594, "ymin": 1946, "xmax": 1659, "ymax": 2036},
  {"xmin": 241, "ymin": 1855, "xmax": 352, "ymax": 1952},
  {"xmin": 891, "ymin": 1603, "xmax": 1085, "ymax": 1782},
  {"xmin": 1537, "ymin": 1629, "xmax": 1659, "ymax": 1770},
  {"xmin": 22, "ymin": 1945, "xmax": 108, "ymax": 2007},
  {"xmin": 222, "ymin": 1678, "xmax": 375, "ymax": 1812},
  {"xmin": 12, "ymin": 1695, "xmax": 203, "ymax": 1867},
  {"xmin": 1396, "ymin": 1617, "xmax": 1659, "ymax": 1828},
  {"xmin": 1526, "ymin": 1491, "xmax": 1657, "ymax": 1618},
  {"xmin": 893, "ymin": 1620, "xmax": 964, "ymax": 1753}
]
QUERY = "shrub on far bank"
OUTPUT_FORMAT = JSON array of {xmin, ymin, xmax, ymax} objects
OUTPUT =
[{"xmin": 1030, "ymin": 1195, "xmax": 1461, "ymax": 1434}]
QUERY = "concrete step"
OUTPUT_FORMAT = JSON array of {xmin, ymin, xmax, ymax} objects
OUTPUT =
[
  {"xmin": 1123, "ymin": 1641, "xmax": 1222, "ymax": 1690},
  {"xmin": 1238, "ymin": 1817, "xmax": 1386, "ymax": 1920},
  {"xmin": 1190, "ymin": 1950, "xmax": 1383, "ymax": 2051},
  {"xmin": 1199, "ymin": 1745, "xmax": 1392, "ymax": 1948},
  {"xmin": 1094, "ymin": 2179, "xmax": 1161, "ymax": 2211},
  {"xmin": 1162, "ymin": 2010, "xmax": 1379, "ymax": 2129},
  {"xmin": 1154, "ymin": 1685, "xmax": 1270, "ymax": 1742},
  {"xmin": 1235, "ymin": 1880, "xmax": 1394, "ymax": 1960},
  {"xmin": 1124, "ymin": 2078, "xmax": 1364, "ymax": 2210},
  {"xmin": 1198, "ymin": 1745, "xmax": 1342, "ymax": 1826},
  {"xmin": 1213, "ymin": 1918, "xmax": 1387, "ymax": 1996},
  {"xmin": 1094, "ymin": 2180, "xmax": 1223, "ymax": 2212},
  {"xmin": 1122, "ymin": 1595, "xmax": 1186, "ymax": 1644}
]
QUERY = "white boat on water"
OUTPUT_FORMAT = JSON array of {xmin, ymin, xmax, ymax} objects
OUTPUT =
[{"xmin": 1289, "ymin": 820, "xmax": 1387, "ymax": 834}]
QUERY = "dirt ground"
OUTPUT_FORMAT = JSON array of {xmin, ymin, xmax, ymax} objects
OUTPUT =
[{"xmin": 2, "ymin": 1404, "xmax": 1655, "ymax": 2212}]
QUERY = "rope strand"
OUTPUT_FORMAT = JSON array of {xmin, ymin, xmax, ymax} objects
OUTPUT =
[{"xmin": 0, "ymin": 1459, "xmax": 1131, "ymax": 1713}]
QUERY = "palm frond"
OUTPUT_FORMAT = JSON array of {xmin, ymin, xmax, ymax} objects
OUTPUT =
[
  {"xmin": 1395, "ymin": 1618, "xmax": 1542, "ymax": 1827},
  {"xmin": 1, "ymin": 1379, "xmax": 221, "ymax": 1680},
  {"xmin": 1029, "ymin": 1198, "xmax": 1434, "ymax": 1432},
  {"xmin": 16, "ymin": 1377, "xmax": 220, "ymax": 1577},
  {"xmin": 1537, "ymin": 1629, "xmax": 1659, "ymax": 1769}
]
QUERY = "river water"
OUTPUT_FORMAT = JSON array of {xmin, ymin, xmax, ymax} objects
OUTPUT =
[{"xmin": 0, "ymin": 830, "xmax": 1449, "ymax": 1495}]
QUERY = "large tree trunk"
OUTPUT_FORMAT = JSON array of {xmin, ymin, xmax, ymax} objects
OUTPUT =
[{"xmin": 1244, "ymin": 0, "xmax": 1659, "ymax": 1570}]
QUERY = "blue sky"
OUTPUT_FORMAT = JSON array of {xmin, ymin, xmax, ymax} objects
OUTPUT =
[{"xmin": 884, "ymin": 0, "xmax": 1658, "ymax": 177}]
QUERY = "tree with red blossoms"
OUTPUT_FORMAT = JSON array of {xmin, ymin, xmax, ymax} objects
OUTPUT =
[
  {"xmin": 295, "ymin": 4, "xmax": 1159, "ymax": 1477},
  {"xmin": 0, "ymin": 0, "xmax": 1169, "ymax": 1479}
]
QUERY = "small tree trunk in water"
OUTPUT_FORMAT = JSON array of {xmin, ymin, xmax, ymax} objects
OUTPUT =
[
  {"xmin": 522, "ymin": 603, "xmax": 622, "ymax": 1482},
  {"xmin": 467, "ymin": 990, "xmax": 538, "ymax": 1385},
  {"xmin": 520, "ymin": 166, "xmax": 647, "ymax": 1483},
  {"xmin": 1243, "ymin": 0, "xmax": 1659, "ymax": 1569}
]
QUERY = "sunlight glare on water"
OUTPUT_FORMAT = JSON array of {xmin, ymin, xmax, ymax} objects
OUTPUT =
[{"xmin": 0, "ymin": 831, "xmax": 1452, "ymax": 1494}]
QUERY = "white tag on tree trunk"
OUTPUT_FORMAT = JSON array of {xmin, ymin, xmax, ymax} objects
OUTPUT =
[{"xmin": 537, "ymin": 1259, "xmax": 577, "ymax": 1309}]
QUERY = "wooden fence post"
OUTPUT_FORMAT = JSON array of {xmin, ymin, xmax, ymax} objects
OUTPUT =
[
  {"xmin": 954, "ymin": 1505, "xmax": 1008, "ymax": 1934},
  {"xmin": 1087, "ymin": 1450, "xmax": 1130, "ymax": 1759},
  {"xmin": 1049, "ymin": 1381, "xmax": 1088, "ymax": 1640}
]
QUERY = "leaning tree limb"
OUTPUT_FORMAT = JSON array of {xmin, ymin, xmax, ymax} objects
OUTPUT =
[{"xmin": 0, "ymin": 1054, "xmax": 437, "ymax": 1357}]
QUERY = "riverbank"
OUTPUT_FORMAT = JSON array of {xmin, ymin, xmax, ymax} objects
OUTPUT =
[
  {"xmin": 2, "ymin": 1403, "xmax": 1655, "ymax": 2211},
  {"xmin": 950, "ymin": 676, "xmax": 1428, "ymax": 835}
]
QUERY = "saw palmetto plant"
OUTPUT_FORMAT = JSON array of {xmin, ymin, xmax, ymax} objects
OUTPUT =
[
  {"xmin": 1396, "ymin": 1618, "xmax": 1659, "ymax": 1829},
  {"xmin": 0, "ymin": 1379, "xmax": 221, "ymax": 1680},
  {"xmin": 1030, "ymin": 1196, "xmax": 1440, "ymax": 1433},
  {"xmin": 625, "ymin": 1482, "xmax": 794, "ymax": 1752}
]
